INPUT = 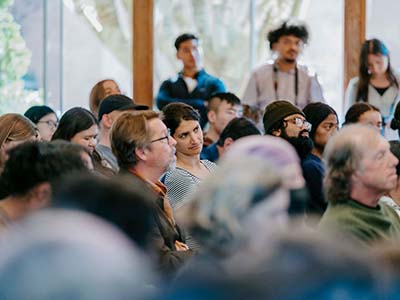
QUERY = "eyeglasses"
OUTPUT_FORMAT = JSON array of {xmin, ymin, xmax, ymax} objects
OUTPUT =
[
  {"xmin": 150, "ymin": 128, "xmax": 171, "ymax": 143},
  {"xmin": 283, "ymin": 117, "xmax": 312, "ymax": 132},
  {"xmin": 38, "ymin": 120, "xmax": 58, "ymax": 130}
]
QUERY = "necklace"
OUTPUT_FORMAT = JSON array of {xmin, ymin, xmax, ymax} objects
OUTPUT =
[{"xmin": 273, "ymin": 62, "xmax": 299, "ymax": 106}]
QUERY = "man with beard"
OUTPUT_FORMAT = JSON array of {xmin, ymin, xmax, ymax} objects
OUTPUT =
[
  {"xmin": 110, "ymin": 111, "xmax": 193, "ymax": 276},
  {"xmin": 263, "ymin": 100, "xmax": 314, "ymax": 215},
  {"xmin": 242, "ymin": 20, "xmax": 324, "ymax": 113}
]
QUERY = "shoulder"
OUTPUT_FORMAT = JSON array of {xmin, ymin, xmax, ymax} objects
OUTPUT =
[
  {"xmin": 199, "ymin": 70, "xmax": 224, "ymax": 84},
  {"xmin": 302, "ymin": 154, "xmax": 323, "ymax": 170},
  {"xmin": 201, "ymin": 159, "xmax": 217, "ymax": 171},
  {"xmin": 297, "ymin": 63, "xmax": 318, "ymax": 78},
  {"xmin": 161, "ymin": 74, "xmax": 182, "ymax": 85},
  {"xmin": 347, "ymin": 77, "xmax": 360, "ymax": 87},
  {"xmin": 251, "ymin": 61, "xmax": 274, "ymax": 75}
]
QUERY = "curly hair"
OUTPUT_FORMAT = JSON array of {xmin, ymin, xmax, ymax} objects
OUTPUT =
[{"xmin": 267, "ymin": 20, "xmax": 309, "ymax": 49}]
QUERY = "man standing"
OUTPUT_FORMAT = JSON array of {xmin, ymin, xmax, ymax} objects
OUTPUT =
[
  {"xmin": 319, "ymin": 124, "xmax": 400, "ymax": 245},
  {"xmin": 156, "ymin": 33, "xmax": 226, "ymax": 127},
  {"xmin": 110, "ymin": 111, "xmax": 193, "ymax": 275},
  {"xmin": 242, "ymin": 20, "xmax": 324, "ymax": 111}
]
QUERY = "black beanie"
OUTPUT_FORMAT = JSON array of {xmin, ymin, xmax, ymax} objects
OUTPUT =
[
  {"xmin": 303, "ymin": 102, "xmax": 337, "ymax": 140},
  {"xmin": 263, "ymin": 100, "xmax": 304, "ymax": 134},
  {"xmin": 24, "ymin": 105, "xmax": 56, "ymax": 124}
]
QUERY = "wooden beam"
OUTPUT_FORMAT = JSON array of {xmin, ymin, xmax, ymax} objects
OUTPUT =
[
  {"xmin": 344, "ymin": 0, "xmax": 366, "ymax": 92},
  {"xmin": 133, "ymin": 0, "xmax": 153, "ymax": 108}
]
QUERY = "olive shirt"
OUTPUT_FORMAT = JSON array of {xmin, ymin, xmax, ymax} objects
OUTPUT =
[{"xmin": 319, "ymin": 199, "xmax": 400, "ymax": 246}]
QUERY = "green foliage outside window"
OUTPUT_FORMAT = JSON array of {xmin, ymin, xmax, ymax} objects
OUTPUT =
[{"xmin": 0, "ymin": 0, "xmax": 39, "ymax": 114}]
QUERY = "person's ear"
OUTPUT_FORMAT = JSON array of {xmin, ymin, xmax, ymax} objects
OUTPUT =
[
  {"xmin": 135, "ymin": 147, "xmax": 148, "ymax": 162},
  {"xmin": 102, "ymin": 114, "xmax": 113, "ymax": 129},
  {"xmin": 208, "ymin": 110, "xmax": 217, "ymax": 124},
  {"xmin": 272, "ymin": 129, "xmax": 282, "ymax": 137},
  {"xmin": 29, "ymin": 182, "xmax": 52, "ymax": 210},
  {"xmin": 223, "ymin": 137, "xmax": 234, "ymax": 150}
]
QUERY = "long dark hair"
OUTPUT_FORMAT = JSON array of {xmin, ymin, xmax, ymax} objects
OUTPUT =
[
  {"xmin": 52, "ymin": 107, "xmax": 98, "ymax": 142},
  {"xmin": 356, "ymin": 39, "xmax": 398, "ymax": 102}
]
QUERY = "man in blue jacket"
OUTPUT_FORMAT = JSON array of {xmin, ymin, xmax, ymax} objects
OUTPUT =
[{"xmin": 156, "ymin": 33, "xmax": 226, "ymax": 128}]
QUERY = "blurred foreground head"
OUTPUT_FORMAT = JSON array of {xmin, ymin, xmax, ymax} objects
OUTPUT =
[{"xmin": 0, "ymin": 209, "xmax": 155, "ymax": 300}]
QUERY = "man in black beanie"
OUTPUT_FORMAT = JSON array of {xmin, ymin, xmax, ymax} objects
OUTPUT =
[
  {"xmin": 263, "ymin": 100, "xmax": 314, "ymax": 217},
  {"xmin": 302, "ymin": 102, "xmax": 338, "ymax": 217},
  {"xmin": 263, "ymin": 100, "xmax": 314, "ymax": 160}
]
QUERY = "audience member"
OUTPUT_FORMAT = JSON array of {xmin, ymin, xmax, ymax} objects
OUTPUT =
[
  {"xmin": 0, "ymin": 209, "xmax": 155, "ymax": 300},
  {"xmin": 223, "ymin": 136, "xmax": 308, "ymax": 215},
  {"xmin": 390, "ymin": 101, "xmax": 400, "ymax": 138},
  {"xmin": 178, "ymin": 148, "xmax": 288, "ymax": 260},
  {"xmin": 156, "ymin": 33, "xmax": 226, "ymax": 127},
  {"xmin": 24, "ymin": 105, "xmax": 58, "ymax": 141},
  {"xmin": 263, "ymin": 100, "xmax": 314, "ymax": 160},
  {"xmin": 162, "ymin": 103, "xmax": 216, "ymax": 212},
  {"xmin": 200, "ymin": 117, "xmax": 261, "ymax": 162},
  {"xmin": 203, "ymin": 92, "xmax": 242, "ymax": 147},
  {"xmin": 89, "ymin": 79, "xmax": 121, "ymax": 117},
  {"xmin": 0, "ymin": 141, "xmax": 88, "ymax": 229},
  {"xmin": 52, "ymin": 107, "xmax": 112, "ymax": 176},
  {"xmin": 345, "ymin": 38, "xmax": 400, "ymax": 137},
  {"xmin": 168, "ymin": 229, "xmax": 387, "ymax": 300},
  {"xmin": 97, "ymin": 94, "xmax": 148, "ymax": 173},
  {"xmin": 344, "ymin": 102, "xmax": 383, "ymax": 131},
  {"xmin": 53, "ymin": 173, "xmax": 157, "ymax": 250},
  {"xmin": 111, "ymin": 111, "xmax": 193, "ymax": 275},
  {"xmin": 319, "ymin": 124, "xmax": 400, "ymax": 245},
  {"xmin": 302, "ymin": 102, "xmax": 338, "ymax": 217},
  {"xmin": 379, "ymin": 140, "xmax": 400, "ymax": 216},
  {"xmin": 242, "ymin": 20, "xmax": 324, "ymax": 112},
  {"xmin": 0, "ymin": 113, "xmax": 37, "ymax": 174}
]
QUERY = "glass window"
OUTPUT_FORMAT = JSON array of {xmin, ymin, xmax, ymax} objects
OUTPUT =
[
  {"xmin": 366, "ymin": 0, "xmax": 400, "ymax": 73},
  {"xmin": 5, "ymin": 0, "xmax": 132, "ymax": 114},
  {"xmin": 154, "ymin": 0, "xmax": 344, "ymax": 117}
]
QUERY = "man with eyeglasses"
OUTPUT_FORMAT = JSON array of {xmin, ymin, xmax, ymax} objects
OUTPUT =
[
  {"xmin": 110, "ymin": 110, "xmax": 193, "ymax": 276},
  {"xmin": 242, "ymin": 20, "xmax": 324, "ymax": 114},
  {"xmin": 263, "ymin": 100, "xmax": 314, "ymax": 216}
]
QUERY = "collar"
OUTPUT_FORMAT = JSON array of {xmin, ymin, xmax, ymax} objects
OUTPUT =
[
  {"xmin": 178, "ymin": 69, "xmax": 205, "ymax": 79},
  {"xmin": 127, "ymin": 168, "xmax": 167, "ymax": 196}
]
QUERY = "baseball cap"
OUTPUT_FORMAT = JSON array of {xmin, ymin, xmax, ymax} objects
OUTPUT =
[{"xmin": 98, "ymin": 95, "xmax": 149, "ymax": 121}]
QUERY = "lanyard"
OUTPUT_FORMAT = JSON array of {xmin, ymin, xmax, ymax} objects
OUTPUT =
[{"xmin": 273, "ymin": 63, "xmax": 299, "ymax": 106}]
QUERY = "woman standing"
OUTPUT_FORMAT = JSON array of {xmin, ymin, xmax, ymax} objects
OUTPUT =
[{"xmin": 345, "ymin": 38, "xmax": 399, "ymax": 137}]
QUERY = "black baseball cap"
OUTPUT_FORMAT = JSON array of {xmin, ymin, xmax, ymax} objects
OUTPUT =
[{"xmin": 98, "ymin": 95, "xmax": 149, "ymax": 121}]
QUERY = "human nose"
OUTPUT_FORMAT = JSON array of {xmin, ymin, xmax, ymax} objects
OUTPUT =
[
  {"xmin": 169, "ymin": 136, "xmax": 177, "ymax": 147},
  {"xmin": 391, "ymin": 152, "xmax": 399, "ymax": 167}
]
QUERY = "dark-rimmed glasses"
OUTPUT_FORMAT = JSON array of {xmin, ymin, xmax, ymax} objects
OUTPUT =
[
  {"xmin": 283, "ymin": 117, "xmax": 312, "ymax": 132},
  {"xmin": 150, "ymin": 128, "xmax": 171, "ymax": 143}
]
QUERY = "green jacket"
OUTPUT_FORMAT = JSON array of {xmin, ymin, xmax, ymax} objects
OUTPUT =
[{"xmin": 319, "ymin": 199, "xmax": 400, "ymax": 245}]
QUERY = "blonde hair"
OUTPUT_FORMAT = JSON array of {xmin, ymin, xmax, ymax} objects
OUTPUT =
[
  {"xmin": 89, "ymin": 79, "xmax": 120, "ymax": 117},
  {"xmin": 0, "ymin": 113, "xmax": 37, "ymax": 171}
]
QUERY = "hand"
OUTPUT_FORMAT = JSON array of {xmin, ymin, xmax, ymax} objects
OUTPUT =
[{"xmin": 175, "ymin": 240, "xmax": 189, "ymax": 251}]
